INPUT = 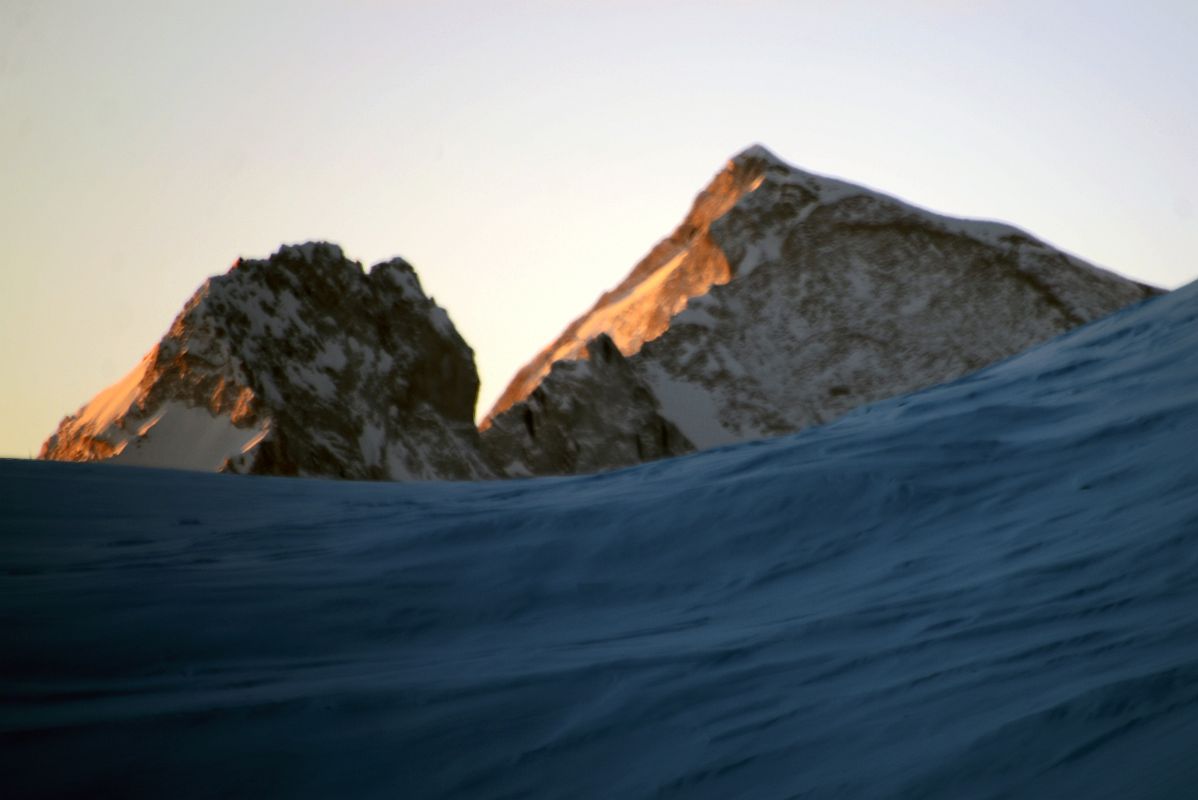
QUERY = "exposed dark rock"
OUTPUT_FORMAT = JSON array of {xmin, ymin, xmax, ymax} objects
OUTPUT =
[
  {"xmin": 41, "ymin": 243, "xmax": 491, "ymax": 480},
  {"xmin": 482, "ymin": 334, "xmax": 693, "ymax": 476}
]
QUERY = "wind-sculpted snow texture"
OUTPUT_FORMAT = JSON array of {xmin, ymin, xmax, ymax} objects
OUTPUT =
[
  {"xmin": 5, "ymin": 282, "xmax": 1198, "ymax": 798},
  {"xmin": 484, "ymin": 145, "xmax": 1158, "ymax": 471},
  {"xmin": 40, "ymin": 243, "xmax": 490, "ymax": 480}
]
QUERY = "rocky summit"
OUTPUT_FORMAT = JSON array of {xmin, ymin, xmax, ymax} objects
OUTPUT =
[
  {"xmin": 40, "ymin": 243, "xmax": 491, "ymax": 480},
  {"xmin": 480, "ymin": 145, "xmax": 1159, "ymax": 475}
]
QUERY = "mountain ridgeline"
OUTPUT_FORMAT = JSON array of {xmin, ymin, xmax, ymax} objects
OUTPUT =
[{"xmin": 40, "ymin": 147, "xmax": 1159, "ymax": 479}]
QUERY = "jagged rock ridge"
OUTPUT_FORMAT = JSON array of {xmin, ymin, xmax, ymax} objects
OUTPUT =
[
  {"xmin": 482, "ymin": 144, "xmax": 1160, "ymax": 475},
  {"xmin": 41, "ymin": 243, "xmax": 491, "ymax": 480},
  {"xmin": 482, "ymin": 334, "xmax": 693, "ymax": 477}
]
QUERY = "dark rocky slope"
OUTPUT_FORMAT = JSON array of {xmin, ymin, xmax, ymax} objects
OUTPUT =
[{"xmin": 41, "ymin": 243, "xmax": 491, "ymax": 480}]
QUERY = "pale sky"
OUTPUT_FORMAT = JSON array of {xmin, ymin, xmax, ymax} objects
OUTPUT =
[{"xmin": 2, "ymin": 0, "xmax": 1195, "ymax": 458}]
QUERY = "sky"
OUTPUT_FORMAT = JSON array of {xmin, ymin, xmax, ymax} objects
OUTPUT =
[{"xmin": 2, "ymin": 0, "xmax": 1195, "ymax": 458}]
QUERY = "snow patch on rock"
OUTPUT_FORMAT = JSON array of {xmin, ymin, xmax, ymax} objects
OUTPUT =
[{"xmin": 110, "ymin": 402, "xmax": 269, "ymax": 472}]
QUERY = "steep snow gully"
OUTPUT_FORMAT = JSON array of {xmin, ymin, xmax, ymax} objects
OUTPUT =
[{"xmin": 3, "ymin": 280, "xmax": 1198, "ymax": 798}]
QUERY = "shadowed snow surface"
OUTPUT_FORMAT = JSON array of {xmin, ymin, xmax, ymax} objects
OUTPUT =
[{"xmin": 3, "ymin": 281, "xmax": 1198, "ymax": 798}]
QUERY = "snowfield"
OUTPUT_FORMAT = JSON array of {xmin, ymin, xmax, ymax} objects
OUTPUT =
[{"xmin": 3, "ymin": 279, "xmax": 1198, "ymax": 798}]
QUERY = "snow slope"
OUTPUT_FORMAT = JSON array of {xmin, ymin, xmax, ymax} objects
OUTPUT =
[{"xmin": 3, "ymin": 280, "xmax": 1197, "ymax": 798}]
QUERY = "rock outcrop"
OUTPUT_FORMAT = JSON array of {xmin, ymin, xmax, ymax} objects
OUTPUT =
[
  {"xmin": 41, "ymin": 243, "xmax": 491, "ymax": 480},
  {"xmin": 481, "ymin": 334, "xmax": 693, "ymax": 476}
]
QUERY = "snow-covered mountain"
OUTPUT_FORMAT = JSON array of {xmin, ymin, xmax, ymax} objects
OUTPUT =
[
  {"xmin": 39, "ymin": 148, "xmax": 1161, "ymax": 481},
  {"xmin": 40, "ymin": 243, "xmax": 491, "ymax": 480},
  {"xmin": 482, "ymin": 145, "xmax": 1159, "ymax": 475}
]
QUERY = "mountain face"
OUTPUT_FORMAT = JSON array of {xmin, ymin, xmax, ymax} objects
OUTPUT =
[
  {"xmin": 40, "ymin": 243, "xmax": 491, "ymax": 480},
  {"xmin": 481, "ymin": 145, "xmax": 1159, "ymax": 474},
  {"xmin": 481, "ymin": 334, "xmax": 692, "ymax": 477}
]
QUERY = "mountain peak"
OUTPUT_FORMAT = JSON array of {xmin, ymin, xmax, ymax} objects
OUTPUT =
[
  {"xmin": 273, "ymin": 241, "xmax": 345, "ymax": 264},
  {"xmin": 730, "ymin": 143, "xmax": 786, "ymax": 168},
  {"xmin": 41, "ymin": 243, "xmax": 491, "ymax": 480},
  {"xmin": 482, "ymin": 147, "xmax": 1160, "ymax": 472}
]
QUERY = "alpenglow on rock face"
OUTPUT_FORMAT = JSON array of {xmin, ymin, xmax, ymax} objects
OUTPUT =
[
  {"xmin": 481, "ymin": 145, "xmax": 1160, "ymax": 475},
  {"xmin": 41, "ymin": 243, "xmax": 491, "ymax": 480}
]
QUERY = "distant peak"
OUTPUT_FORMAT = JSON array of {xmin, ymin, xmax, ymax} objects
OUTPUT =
[
  {"xmin": 226, "ymin": 242, "xmax": 357, "ymax": 284},
  {"xmin": 730, "ymin": 144, "xmax": 787, "ymax": 168},
  {"xmin": 273, "ymin": 242, "xmax": 345, "ymax": 264},
  {"xmin": 370, "ymin": 255, "xmax": 415, "ymax": 276},
  {"xmin": 369, "ymin": 256, "xmax": 426, "ymax": 299}
]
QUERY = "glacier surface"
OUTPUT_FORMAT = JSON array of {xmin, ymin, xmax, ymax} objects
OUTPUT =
[{"xmin": 3, "ymin": 280, "xmax": 1198, "ymax": 798}]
